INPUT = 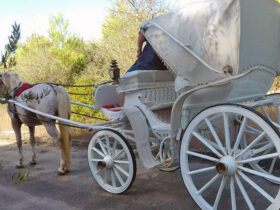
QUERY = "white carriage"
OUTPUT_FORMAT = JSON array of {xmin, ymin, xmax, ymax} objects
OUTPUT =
[
  {"xmin": 88, "ymin": 0, "xmax": 280, "ymax": 209},
  {"xmin": 2, "ymin": 0, "xmax": 280, "ymax": 209}
]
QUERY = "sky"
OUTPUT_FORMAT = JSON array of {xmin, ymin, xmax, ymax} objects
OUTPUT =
[{"xmin": 0, "ymin": 0, "xmax": 185, "ymax": 52}]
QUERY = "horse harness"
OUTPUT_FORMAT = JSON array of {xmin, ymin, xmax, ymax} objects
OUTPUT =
[{"xmin": 7, "ymin": 83, "xmax": 57, "ymax": 122}]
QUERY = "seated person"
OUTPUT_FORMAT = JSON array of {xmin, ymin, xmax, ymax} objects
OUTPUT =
[{"xmin": 126, "ymin": 31, "xmax": 167, "ymax": 73}]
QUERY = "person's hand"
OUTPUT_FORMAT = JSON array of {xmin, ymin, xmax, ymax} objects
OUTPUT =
[{"xmin": 137, "ymin": 50, "xmax": 142, "ymax": 58}]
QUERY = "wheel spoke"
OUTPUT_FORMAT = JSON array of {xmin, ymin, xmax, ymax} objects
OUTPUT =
[
  {"xmin": 223, "ymin": 112, "xmax": 231, "ymax": 154},
  {"xmin": 104, "ymin": 169, "xmax": 109, "ymax": 184},
  {"xmin": 238, "ymin": 166, "xmax": 280, "ymax": 183},
  {"xmin": 114, "ymin": 160, "xmax": 130, "ymax": 164},
  {"xmin": 92, "ymin": 147, "xmax": 105, "ymax": 158},
  {"xmin": 112, "ymin": 139, "xmax": 117, "ymax": 156},
  {"xmin": 97, "ymin": 138, "xmax": 108, "ymax": 155},
  {"xmin": 114, "ymin": 149, "xmax": 125, "ymax": 159},
  {"xmin": 113, "ymin": 167, "xmax": 124, "ymax": 185},
  {"xmin": 91, "ymin": 158, "xmax": 103, "ymax": 162},
  {"xmin": 198, "ymin": 174, "xmax": 219, "ymax": 195},
  {"xmin": 111, "ymin": 169, "xmax": 116, "ymax": 187},
  {"xmin": 245, "ymin": 125, "xmax": 262, "ymax": 135},
  {"xmin": 261, "ymin": 107, "xmax": 272, "ymax": 122},
  {"xmin": 239, "ymin": 171, "xmax": 275, "ymax": 203},
  {"xmin": 114, "ymin": 164, "xmax": 129, "ymax": 177},
  {"xmin": 269, "ymin": 157, "xmax": 277, "ymax": 174},
  {"xmin": 251, "ymin": 142, "xmax": 274, "ymax": 156},
  {"xmin": 230, "ymin": 176, "xmax": 236, "ymax": 210},
  {"xmin": 232, "ymin": 117, "xmax": 248, "ymax": 154},
  {"xmin": 186, "ymin": 151, "xmax": 219, "ymax": 162},
  {"xmin": 235, "ymin": 132, "xmax": 266, "ymax": 159},
  {"xmin": 205, "ymin": 118, "xmax": 227, "ymax": 155},
  {"xmin": 188, "ymin": 166, "xmax": 216, "ymax": 175},
  {"xmin": 105, "ymin": 135, "xmax": 111, "ymax": 155},
  {"xmin": 192, "ymin": 131, "xmax": 223, "ymax": 158},
  {"xmin": 235, "ymin": 174, "xmax": 254, "ymax": 210},
  {"xmin": 238, "ymin": 152, "xmax": 279, "ymax": 164},
  {"xmin": 213, "ymin": 176, "xmax": 226, "ymax": 209}
]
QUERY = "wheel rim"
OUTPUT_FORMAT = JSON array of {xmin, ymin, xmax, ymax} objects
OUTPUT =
[
  {"xmin": 180, "ymin": 105, "xmax": 280, "ymax": 209},
  {"xmin": 88, "ymin": 130, "xmax": 135, "ymax": 194}
]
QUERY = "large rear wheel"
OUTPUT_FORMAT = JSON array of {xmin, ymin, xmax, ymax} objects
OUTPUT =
[{"xmin": 180, "ymin": 104, "xmax": 280, "ymax": 209}]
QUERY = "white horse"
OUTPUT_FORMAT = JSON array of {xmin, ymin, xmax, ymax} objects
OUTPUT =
[{"xmin": 0, "ymin": 71, "xmax": 71, "ymax": 175}]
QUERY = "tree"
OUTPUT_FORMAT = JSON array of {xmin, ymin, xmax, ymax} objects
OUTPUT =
[
  {"xmin": 101, "ymin": 0, "xmax": 167, "ymax": 74},
  {"xmin": 126, "ymin": 0, "xmax": 167, "ymax": 19},
  {"xmin": 1, "ymin": 22, "xmax": 21, "ymax": 68},
  {"xmin": 48, "ymin": 12, "xmax": 69, "ymax": 48},
  {"xmin": 15, "ymin": 13, "xmax": 86, "ymax": 84}
]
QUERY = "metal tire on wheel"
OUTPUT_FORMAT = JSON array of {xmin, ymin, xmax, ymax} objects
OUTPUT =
[
  {"xmin": 180, "ymin": 104, "xmax": 280, "ymax": 209},
  {"xmin": 88, "ymin": 129, "xmax": 136, "ymax": 194}
]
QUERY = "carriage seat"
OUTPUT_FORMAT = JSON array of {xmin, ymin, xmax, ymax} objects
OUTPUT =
[
  {"xmin": 95, "ymin": 85, "xmax": 125, "ymax": 120},
  {"xmin": 117, "ymin": 70, "xmax": 177, "ymax": 111},
  {"xmin": 118, "ymin": 70, "xmax": 175, "ymax": 92}
]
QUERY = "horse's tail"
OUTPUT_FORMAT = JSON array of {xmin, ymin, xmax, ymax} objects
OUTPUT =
[{"xmin": 54, "ymin": 85, "xmax": 71, "ymax": 172}]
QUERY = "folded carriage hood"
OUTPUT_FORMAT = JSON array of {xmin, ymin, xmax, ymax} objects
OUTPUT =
[
  {"xmin": 141, "ymin": 0, "xmax": 280, "ymax": 84},
  {"xmin": 140, "ymin": 0, "xmax": 240, "ymax": 84}
]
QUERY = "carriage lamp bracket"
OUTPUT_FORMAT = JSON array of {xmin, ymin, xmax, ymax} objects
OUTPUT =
[{"xmin": 108, "ymin": 60, "xmax": 120, "ymax": 85}]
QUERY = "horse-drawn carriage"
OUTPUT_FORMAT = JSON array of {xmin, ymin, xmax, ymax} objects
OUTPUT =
[
  {"xmin": 89, "ymin": 0, "xmax": 280, "ymax": 209},
  {"xmin": 1, "ymin": 0, "xmax": 280, "ymax": 209}
]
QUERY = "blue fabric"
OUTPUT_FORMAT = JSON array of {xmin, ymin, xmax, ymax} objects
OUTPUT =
[{"xmin": 127, "ymin": 42, "xmax": 166, "ymax": 73}]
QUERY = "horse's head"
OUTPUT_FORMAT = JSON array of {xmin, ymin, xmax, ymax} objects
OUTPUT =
[{"xmin": 0, "ymin": 71, "xmax": 21, "ymax": 98}]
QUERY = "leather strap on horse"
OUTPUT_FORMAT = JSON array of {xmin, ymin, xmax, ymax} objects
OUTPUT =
[{"xmin": 13, "ymin": 83, "xmax": 34, "ymax": 97}]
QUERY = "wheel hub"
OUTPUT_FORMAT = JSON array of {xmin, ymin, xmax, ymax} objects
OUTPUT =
[
  {"xmin": 98, "ymin": 156, "xmax": 113, "ymax": 169},
  {"xmin": 216, "ymin": 156, "xmax": 237, "ymax": 175}
]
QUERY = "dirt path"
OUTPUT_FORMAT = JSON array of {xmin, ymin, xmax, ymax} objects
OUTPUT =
[{"xmin": 0, "ymin": 140, "xmax": 197, "ymax": 210}]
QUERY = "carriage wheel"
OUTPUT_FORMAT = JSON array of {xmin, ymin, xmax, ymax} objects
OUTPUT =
[
  {"xmin": 180, "ymin": 104, "xmax": 280, "ymax": 209},
  {"xmin": 242, "ymin": 94, "xmax": 280, "ymax": 184},
  {"xmin": 88, "ymin": 129, "xmax": 136, "ymax": 194}
]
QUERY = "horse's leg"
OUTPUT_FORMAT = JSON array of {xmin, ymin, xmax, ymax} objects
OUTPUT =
[
  {"xmin": 42, "ymin": 121, "xmax": 66, "ymax": 175},
  {"xmin": 28, "ymin": 126, "xmax": 36, "ymax": 165},
  {"xmin": 11, "ymin": 120, "xmax": 24, "ymax": 168}
]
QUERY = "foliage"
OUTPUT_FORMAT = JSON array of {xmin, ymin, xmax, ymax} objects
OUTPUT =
[
  {"xmin": 11, "ymin": 170, "xmax": 31, "ymax": 184},
  {"xmin": 69, "ymin": 63, "xmax": 110, "ymax": 124},
  {"xmin": 15, "ymin": 14, "xmax": 85, "ymax": 84},
  {"xmin": 101, "ymin": 0, "xmax": 167, "ymax": 75},
  {"xmin": 1, "ymin": 22, "xmax": 21, "ymax": 69},
  {"xmin": 48, "ymin": 12, "xmax": 69, "ymax": 48}
]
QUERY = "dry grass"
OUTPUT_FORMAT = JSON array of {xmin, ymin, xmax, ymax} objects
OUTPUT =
[
  {"xmin": 0, "ymin": 105, "xmax": 49, "ymax": 138},
  {"xmin": 0, "ymin": 105, "xmax": 13, "ymax": 131}
]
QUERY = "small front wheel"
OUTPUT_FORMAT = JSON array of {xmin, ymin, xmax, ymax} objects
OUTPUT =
[{"xmin": 88, "ymin": 129, "xmax": 136, "ymax": 194}]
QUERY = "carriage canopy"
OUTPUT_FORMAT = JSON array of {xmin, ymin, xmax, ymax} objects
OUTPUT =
[{"xmin": 140, "ymin": 0, "xmax": 280, "ymax": 85}]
